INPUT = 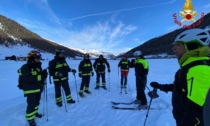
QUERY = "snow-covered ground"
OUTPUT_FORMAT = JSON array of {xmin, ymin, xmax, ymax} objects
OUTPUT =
[{"xmin": 0, "ymin": 55, "xmax": 179, "ymax": 126}]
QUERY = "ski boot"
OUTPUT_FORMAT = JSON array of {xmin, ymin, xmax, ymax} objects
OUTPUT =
[
  {"xmin": 138, "ymin": 104, "xmax": 148, "ymax": 109},
  {"xmin": 56, "ymin": 102, "xmax": 62, "ymax": 107},
  {"xmin": 102, "ymin": 86, "xmax": 107, "ymax": 90},
  {"xmin": 84, "ymin": 90, "xmax": 92, "ymax": 94},
  {"xmin": 28, "ymin": 119, "xmax": 36, "ymax": 126},
  {"xmin": 67, "ymin": 99, "xmax": 76, "ymax": 104},
  {"xmin": 94, "ymin": 86, "xmax": 100, "ymax": 90},
  {"xmin": 36, "ymin": 113, "xmax": 43, "ymax": 118},
  {"xmin": 79, "ymin": 93, "xmax": 85, "ymax": 97}
]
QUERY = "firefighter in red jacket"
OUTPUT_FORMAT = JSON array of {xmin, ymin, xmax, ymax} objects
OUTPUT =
[
  {"xmin": 18, "ymin": 50, "xmax": 47, "ymax": 126},
  {"xmin": 118, "ymin": 54, "xmax": 130, "ymax": 91}
]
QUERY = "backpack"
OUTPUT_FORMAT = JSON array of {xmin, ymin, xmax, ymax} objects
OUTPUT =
[
  {"xmin": 17, "ymin": 69, "xmax": 23, "ymax": 90},
  {"xmin": 48, "ymin": 59, "xmax": 55, "ymax": 76}
]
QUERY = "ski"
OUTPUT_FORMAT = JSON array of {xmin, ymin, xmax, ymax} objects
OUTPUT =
[
  {"xmin": 111, "ymin": 101, "xmax": 133, "ymax": 105},
  {"xmin": 112, "ymin": 106, "xmax": 162, "ymax": 110}
]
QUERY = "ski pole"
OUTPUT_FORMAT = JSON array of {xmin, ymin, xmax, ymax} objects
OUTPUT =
[
  {"xmin": 73, "ymin": 73, "xmax": 79, "ymax": 102},
  {"xmin": 61, "ymin": 85, "xmax": 67, "ymax": 112},
  {"xmin": 143, "ymin": 88, "xmax": 156, "ymax": 126},
  {"xmin": 108, "ymin": 72, "xmax": 110, "ymax": 91},
  {"xmin": 126, "ymin": 74, "xmax": 130, "ymax": 92},
  {"xmin": 118, "ymin": 67, "xmax": 120, "ymax": 89},
  {"xmin": 146, "ymin": 85, "xmax": 151, "ymax": 92},
  {"xmin": 42, "ymin": 84, "xmax": 45, "ymax": 116},
  {"xmin": 45, "ymin": 81, "xmax": 49, "ymax": 121},
  {"xmin": 49, "ymin": 76, "xmax": 52, "ymax": 84}
]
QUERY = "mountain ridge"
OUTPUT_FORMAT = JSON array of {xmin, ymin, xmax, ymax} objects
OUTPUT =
[{"xmin": 125, "ymin": 12, "xmax": 210, "ymax": 57}]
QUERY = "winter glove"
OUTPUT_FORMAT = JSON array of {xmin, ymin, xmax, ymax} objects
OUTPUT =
[
  {"xmin": 79, "ymin": 73, "xmax": 82, "ymax": 78},
  {"xmin": 150, "ymin": 82, "xmax": 160, "ymax": 88},
  {"xmin": 71, "ymin": 69, "xmax": 76, "ymax": 73},
  {"xmin": 55, "ymin": 72, "xmax": 63, "ymax": 77},
  {"xmin": 42, "ymin": 69, "xmax": 48, "ymax": 79},
  {"xmin": 108, "ymin": 69, "xmax": 111, "ymax": 73},
  {"xmin": 131, "ymin": 59, "xmax": 135, "ymax": 63},
  {"xmin": 92, "ymin": 72, "xmax": 94, "ymax": 77}
]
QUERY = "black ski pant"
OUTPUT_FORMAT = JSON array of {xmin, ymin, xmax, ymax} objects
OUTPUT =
[
  {"xmin": 96, "ymin": 72, "xmax": 106, "ymax": 87},
  {"xmin": 179, "ymin": 108, "xmax": 204, "ymax": 126},
  {"xmin": 135, "ymin": 76, "xmax": 147, "ymax": 105},
  {"xmin": 26, "ymin": 92, "xmax": 41, "ymax": 121},
  {"xmin": 54, "ymin": 80, "xmax": 72, "ymax": 104},
  {"xmin": 120, "ymin": 75, "xmax": 127, "ymax": 88},
  {"xmin": 80, "ymin": 76, "xmax": 90, "ymax": 92}
]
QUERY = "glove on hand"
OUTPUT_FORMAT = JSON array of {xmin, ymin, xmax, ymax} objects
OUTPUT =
[
  {"xmin": 150, "ymin": 82, "xmax": 160, "ymax": 88},
  {"xmin": 131, "ymin": 59, "xmax": 135, "ymax": 63},
  {"xmin": 79, "ymin": 73, "xmax": 82, "ymax": 78},
  {"xmin": 58, "ymin": 73, "xmax": 63, "ymax": 77},
  {"xmin": 72, "ymin": 69, "xmax": 76, "ymax": 73},
  {"xmin": 42, "ymin": 69, "xmax": 48, "ymax": 79}
]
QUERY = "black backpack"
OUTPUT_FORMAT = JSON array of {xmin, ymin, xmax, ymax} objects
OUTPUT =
[
  {"xmin": 17, "ymin": 69, "xmax": 23, "ymax": 90},
  {"xmin": 48, "ymin": 59, "xmax": 55, "ymax": 76}
]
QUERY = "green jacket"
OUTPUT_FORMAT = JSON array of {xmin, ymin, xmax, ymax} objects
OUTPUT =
[{"xmin": 179, "ymin": 46, "xmax": 210, "ymax": 107}]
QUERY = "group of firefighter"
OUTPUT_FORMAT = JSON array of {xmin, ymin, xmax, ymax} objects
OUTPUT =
[{"xmin": 18, "ymin": 28, "xmax": 210, "ymax": 126}]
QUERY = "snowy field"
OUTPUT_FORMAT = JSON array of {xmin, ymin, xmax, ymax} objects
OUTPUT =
[{"xmin": 0, "ymin": 56, "xmax": 179, "ymax": 126}]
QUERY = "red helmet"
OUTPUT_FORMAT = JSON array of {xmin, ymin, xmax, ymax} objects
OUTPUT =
[
  {"xmin": 27, "ymin": 50, "xmax": 41, "ymax": 59},
  {"xmin": 122, "ymin": 54, "xmax": 127, "ymax": 57}
]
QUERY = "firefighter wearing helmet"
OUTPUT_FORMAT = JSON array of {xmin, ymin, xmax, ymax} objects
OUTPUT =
[{"xmin": 18, "ymin": 50, "xmax": 47, "ymax": 126}]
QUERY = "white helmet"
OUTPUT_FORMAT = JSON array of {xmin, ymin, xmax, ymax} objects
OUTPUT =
[
  {"xmin": 174, "ymin": 28, "xmax": 210, "ymax": 46},
  {"xmin": 133, "ymin": 50, "xmax": 142, "ymax": 56}
]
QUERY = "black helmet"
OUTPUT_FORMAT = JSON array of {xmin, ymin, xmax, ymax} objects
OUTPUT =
[
  {"xmin": 27, "ymin": 50, "xmax": 41, "ymax": 60},
  {"xmin": 99, "ymin": 54, "xmax": 103, "ymax": 58},
  {"xmin": 84, "ymin": 53, "xmax": 90, "ymax": 58},
  {"xmin": 55, "ymin": 49, "xmax": 65, "ymax": 55}
]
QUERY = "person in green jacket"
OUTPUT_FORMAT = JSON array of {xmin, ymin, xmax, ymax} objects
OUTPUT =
[
  {"xmin": 151, "ymin": 28, "xmax": 210, "ymax": 126},
  {"xmin": 130, "ymin": 50, "xmax": 149, "ymax": 108},
  {"xmin": 18, "ymin": 50, "xmax": 47, "ymax": 126}
]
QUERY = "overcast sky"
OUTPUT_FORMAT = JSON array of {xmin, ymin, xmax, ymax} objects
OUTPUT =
[{"xmin": 0, "ymin": 0, "xmax": 210, "ymax": 54}]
